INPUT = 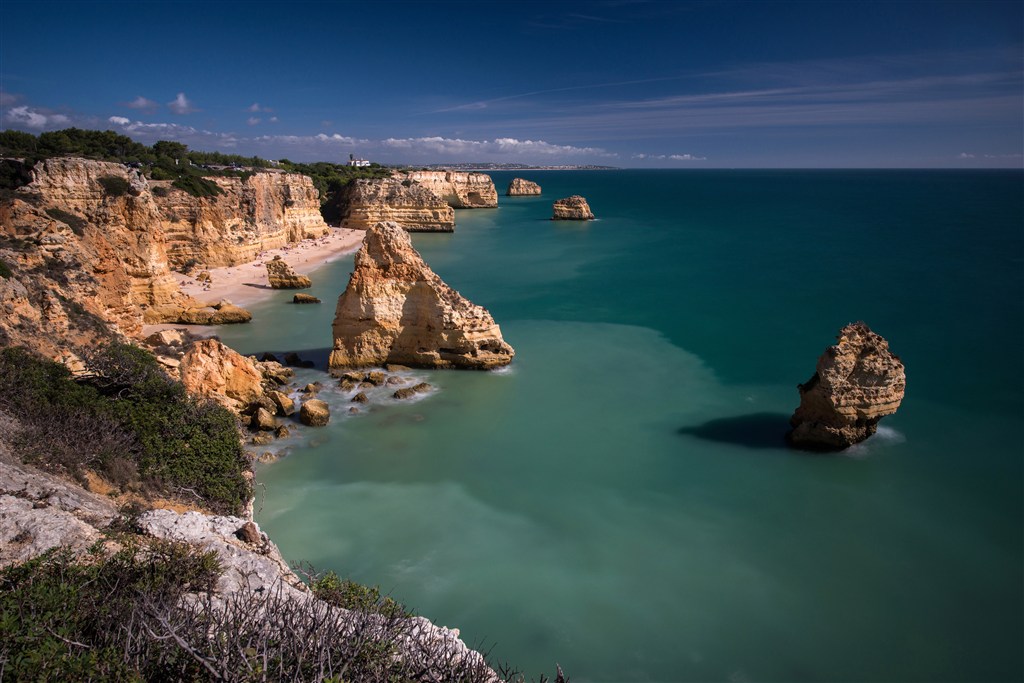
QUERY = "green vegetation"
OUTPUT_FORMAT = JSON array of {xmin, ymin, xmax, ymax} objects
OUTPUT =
[
  {"xmin": 97, "ymin": 174, "xmax": 131, "ymax": 197},
  {"xmin": 0, "ymin": 259, "xmax": 10, "ymax": 279},
  {"xmin": 311, "ymin": 570, "xmax": 410, "ymax": 619},
  {"xmin": 171, "ymin": 174, "xmax": 224, "ymax": 198},
  {"xmin": 277, "ymin": 159, "xmax": 391, "ymax": 223},
  {"xmin": 44, "ymin": 207, "xmax": 87, "ymax": 236},
  {"xmin": 0, "ymin": 344, "xmax": 250, "ymax": 514}
]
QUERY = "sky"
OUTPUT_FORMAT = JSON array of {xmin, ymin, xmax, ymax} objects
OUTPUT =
[{"xmin": 1, "ymin": 0, "xmax": 1021, "ymax": 168}]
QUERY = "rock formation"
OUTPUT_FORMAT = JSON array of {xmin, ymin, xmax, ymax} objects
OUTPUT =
[
  {"xmin": 552, "ymin": 195, "xmax": 595, "ymax": 220},
  {"xmin": 340, "ymin": 178, "xmax": 455, "ymax": 232},
  {"xmin": 398, "ymin": 171, "xmax": 498, "ymax": 208},
  {"xmin": 506, "ymin": 178, "xmax": 541, "ymax": 196},
  {"xmin": 292, "ymin": 293, "xmax": 321, "ymax": 304},
  {"xmin": 788, "ymin": 322, "xmax": 906, "ymax": 451},
  {"xmin": 155, "ymin": 171, "xmax": 330, "ymax": 269},
  {"xmin": 299, "ymin": 399, "xmax": 330, "ymax": 426},
  {"xmin": 329, "ymin": 221, "xmax": 514, "ymax": 370},
  {"xmin": 179, "ymin": 339, "xmax": 266, "ymax": 413},
  {"xmin": 266, "ymin": 255, "xmax": 312, "ymax": 288}
]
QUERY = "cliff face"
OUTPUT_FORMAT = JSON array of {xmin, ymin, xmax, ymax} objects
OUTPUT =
[
  {"xmin": 157, "ymin": 171, "xmax": 329, "ymax": 268},
  {"xmin": 507, "ymin": 178, "xmax": 541, "ymax": 196},
  {"xmin": 329, "ymin": 221, "xmax": 514, "ymax": 370},
  {"xmin": 399, "ymin": 171, "xmax": 498, "ymax": 208},
  {"xmin": 0, "ymin": 157, "xmax": 192, "ymax": 347},
  {"xmin": 788, "ymin": 322, "xmax": 906, "ymax": 450},
  {"xmin": 340, "ymin": 178, "xmax": 455, "ymax": 232}
]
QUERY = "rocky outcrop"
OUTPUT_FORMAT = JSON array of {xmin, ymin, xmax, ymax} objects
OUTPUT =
[
  {"xmin": 156, "ymin": 172, "xmax": 329, "ymax": 269},
  {"xmin": 788, "ymin": 322, "xmax": 906, "ymax": 451},
  {"xmin": 340, "ymin": 178, "xmax": 455, "ymax": 232},
  {"xmin": 266, "ymin": 255, "xmax": 312, "ymax": 288},
  {"xmin": 292, "ymin": 293, "xmax": 321, "ymax": 304},
  {"xmin": 299, "ymin": 399, "xmax": 330, "ymax": 426},
  {"xmin": 398, "ymin": 171, "xmax": 498, "ymax": 208},
  {"xmin": 179, "ymin": 339, "xmax": 266, "ymax": 412},
  {"xmin": 329, "ymin": 222, "xmax": 514, "ymax": 370},
  {"xmin": 552, "ymin": 195, "xmax": 594, "ymax": 220},
  {"xmin": 506, "ymin": 178, "xmax": 541, "ymax": 196}
]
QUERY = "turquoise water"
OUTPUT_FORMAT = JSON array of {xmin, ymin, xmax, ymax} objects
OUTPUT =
[{"xmin": 215, "ymin": 171, "xmax": 1023, "ymax": 682}]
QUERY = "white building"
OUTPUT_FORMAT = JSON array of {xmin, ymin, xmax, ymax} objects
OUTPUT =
[{"xmin": 348, "ymin": 153, "xmax": 370, "ymax": 167}]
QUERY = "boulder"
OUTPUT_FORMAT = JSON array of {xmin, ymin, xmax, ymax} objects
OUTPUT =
[
  {"xmin": 552, "ymin": 195, "xmax": 595, "ymax": 220},
  {"xmin": 506, "ymin": 178, "xmax": 541, "ymax": 196},
  {"xmin": 266, "ymin": 255, "xmax": 312, "ymax": 289},
  {"xmin": 788, "ymin": 322, "xmax": 906, "ymax": 451},
  {"xmin": 234, "ymin": 521, "xmax": 261, "ymax": 544},
  {"xmin": 299, "ymin": 399, "xmax": 330, "ymax": 426},
  {"xmin": 251, "ymin": 408, "xmax": 277, "ymax": 432},
  {"xmin": 329, "ymin": 222, "xmax": 514, "ymax": 370},
  {"xmin": 394, "ymin": 382, "xmax": 432, "ymax": 400},
  {"xmin": 292, "ymin": 293, "xmax": 321, "ymax": 304},
  {"xmin": 174, "ymin": 300, "xmax": 252, "ymax": 325},
  {"xmin": 266, "ymin": 390, "xmax": 295, "ymax": 416},
  {"xmin": 179, "ymin": 339, "xmax": 264, "ymax": 413},
  {"xmin": 351, "ymin": 392, "xmax": 369, "ymax": 404}
]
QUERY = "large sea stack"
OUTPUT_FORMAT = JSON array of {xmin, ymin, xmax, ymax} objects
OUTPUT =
[
  {"xmin": 788, "ymin": 322, "xmax": 906, "ymax": 451},
  {"xmin": 329, "ymin": 221, "xmax": 514, "ymax": 370},
  {"xmin": 552, "ymin": 195, "xmax": 595, "ymax": 220}
]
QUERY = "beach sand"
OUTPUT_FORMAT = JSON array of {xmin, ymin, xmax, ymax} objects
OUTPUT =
[{"xmin": 141, "ymin": 227, "xmax": 364, "ymax": 338}]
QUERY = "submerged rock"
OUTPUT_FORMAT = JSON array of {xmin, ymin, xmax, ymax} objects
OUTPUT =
[
  {"xmin": 552, "ymin": 195, "xmax": 594, "ymax": 220},
  {"xmin": 506, "ymin": 178, "xmax": 541, "ymax": 196},
  {"xmin": 788, "ymin": 322, "xmax": 906, "ymax": 451},
  {"xmin": 292, "ymin": 293, "xmax": 321, "ymax": 304},
  {"xmin": 329, "ymin": 221, "xmax": 514, "ymax": 370},
  {"xmin": 394, "ymin": 382, "xmax": 432, "ymax": 400}
]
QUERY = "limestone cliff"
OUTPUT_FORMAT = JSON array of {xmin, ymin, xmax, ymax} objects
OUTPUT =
[
  {"xmin": 156, "ymin": 171, "xmax": 329, "ymax": 269},
  {"xmin": 340, "ymin": 178, "xmax": 455, "ymax": 232},
  {"xmin": 552, "ymin": 195, "xmax": 595, "ymax": 220},
  {"xmin": 788, "ymin": 322, "xmax": 906, "ymax": 451},
  {"xmin": 329, "ymin": 221, "xmax": 514, "ymax": 370},
  {"xmin": 507, "ymin": 178, "xmax": 542, "ymax": 196},
  {"xmin": 398, "ymin": 171, "xmax": 498, "ymax": 208}
]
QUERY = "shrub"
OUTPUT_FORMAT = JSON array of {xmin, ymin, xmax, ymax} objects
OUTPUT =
[
  {"xmin": 0, "ymin": 259, "xmax": 10, "ymax": 279},
  {"xmin": 151, "ymin": 185, "xmax": 169, "ymax": 197},
  {"xmin": 97, "ymin": 174, "xmax": 130, "ymax": 197},
  {"xmin": 44, "ymin": 207, "xmax": 87, "ymax": 236},
  {"xmin": 311, "ymin": 570, "xmax": 410, "ymax": 619},
  {"xmin": 171, "ymin": 174, "xmax": 224, "ymax": 198},
  {"xmin": 0, "ymin": 345, "xmax": 251, "ymax": 514}
]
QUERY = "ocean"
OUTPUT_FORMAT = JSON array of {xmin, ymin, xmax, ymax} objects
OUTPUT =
[{"xmin": 213, "ymin": 170, "xmax": 1023, "ymax": 682}]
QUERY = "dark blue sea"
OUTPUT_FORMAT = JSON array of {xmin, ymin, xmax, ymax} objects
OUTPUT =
[{"xmin": 215, "ymin": 170, "xmax": 1024, "ymax": 682}]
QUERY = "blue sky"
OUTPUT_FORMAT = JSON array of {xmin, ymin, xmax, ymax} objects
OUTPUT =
[{"xmin": 1, "ymin": 0, "xmax": 1021, "ymax": 167}]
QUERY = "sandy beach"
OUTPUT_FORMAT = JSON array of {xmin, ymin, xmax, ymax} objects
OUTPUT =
[{"xmin": 141, "ymin": 227, "xmax": 364, "ymax": 338}]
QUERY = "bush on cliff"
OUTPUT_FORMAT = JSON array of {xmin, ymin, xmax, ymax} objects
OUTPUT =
[
  {"xmin": 171, "ymin": 174, "xmax": 224, "ymax": 198},
  {"xmin": 0, "ymin": 344, "xmax": 250, "ymax": 514},
  {"xmin": 0, "ymin": 259, "xmax": 10, "ymax": 279},
  {"xmin": 97, "ymin": 174, "xmax": 131, "ymax": 197}
]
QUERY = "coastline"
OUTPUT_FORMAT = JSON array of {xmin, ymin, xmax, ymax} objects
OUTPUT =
[{"xmin": 142, "ymin": 227, "xmax": 364, "ymax": 337}]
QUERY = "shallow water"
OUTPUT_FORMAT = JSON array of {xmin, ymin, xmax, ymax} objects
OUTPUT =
[{"xmin": 215, "ymin": 170, "xmax": 1023, "ymax": 682}]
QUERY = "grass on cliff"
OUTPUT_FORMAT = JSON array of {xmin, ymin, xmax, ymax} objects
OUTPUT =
[{"xmin": 0, "ymin": 344, "xmax": 250, "ymax": 514}]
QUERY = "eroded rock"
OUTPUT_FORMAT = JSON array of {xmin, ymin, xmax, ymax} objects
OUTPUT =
[
  {"xmin": 299, "ymin": 399, "xmax": 330, "ymax": 426},
  {"xmin": 329, "ymin": 222, "xmax": 514, "ymax": 370},
  {"xmin": 788, "ymin": 322, "xmax": 906, "ymax": 451},
  {"xmin": 552, "ymin": 195, "xmax": 594, "ymax": 220},
  {"xmin": 506, "ymin": 178, "xmax": 541, "ymax": 196},
  {"xmin": 266, "ymin": 255, "xmax": 312, "ymax": 289}
]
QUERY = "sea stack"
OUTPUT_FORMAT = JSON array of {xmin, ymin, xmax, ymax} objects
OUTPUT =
[
  {"xmin": 552, "ymin": 195, "xmax": 595, "ymax": 220},
  {"xmin": 507, "ymin": 178, "xmax": 541, "ymax": 196},
  {"xmin": 788, "ymin": 322, "xmax": 906, "ymax": 451},
  {"xmin": 329, "ymin": 221, "xmax": 514, "ymax": 370},
  {"xmin": 266, "ymin": 255, "xmax": 312, "ymax": 288}
]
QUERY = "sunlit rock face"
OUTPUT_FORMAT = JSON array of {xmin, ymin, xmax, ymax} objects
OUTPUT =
[
  {"xmin": 788, "ymin": 322, "xmax": 906, "ymax": 451},
  {"xmin": 398, "ymin": 171, "xmax": 498, "ymax": 208},
  {"xmin": 506, "ymin": 178, "xmax": 541, "ymax": 196},
  {"xmin": 329, "ymin": 222, "xmax": 514, "ymax": 370},
  {"xmin": 340, "ymin": 178, "xmax": 455, "ymax": 232},
  {"xmin": 552, "ymin": 195, "xmax": 594, "ymax": 220}
]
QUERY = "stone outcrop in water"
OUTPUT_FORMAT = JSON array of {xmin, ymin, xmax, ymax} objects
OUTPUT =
[
  {"xmin": 398, "ymin": 171, "xmax": 498, "ymax": 208},
  {"xmin": 340, "ymin": 178, "xmax": 455, "ymax": 232},
  {"xmin": 552, "ymin": 195, "xmax": 595, "ymax": 220},
  {"xmin": 788, "ymin": 322, "xmax": 906, "ymax": 451},
  {"xmin": 329, "ymin": 221, "xmax": 514, "ymax": 370},
  {"xmin": 506, "ymin": 178, "xmax": 541, "ymax": 196},
  {"xmin": 266, "ymin": 255, "xmax": 312, "ymax": 288}
]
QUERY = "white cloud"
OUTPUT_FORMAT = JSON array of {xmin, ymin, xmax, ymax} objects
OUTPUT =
[
  {"xmin": 0, "ymin": 90, "xmax": 22, "ymax": 107},
  {"xmin": 5, "ymin": 106, "xmax": 69, "ymax": 129},
  {"xmin": 124, "ymin": 95, "xmax": 159, "ymax": 112},
  {"xmin": 108, "ymin": 116, "xmax": 131, "ymax": 126},
  {"xmin": 247, "ymin": 117, "xmax": 261, "ymax": 126},
  {"xmin": 269, "ymin": 116, "xmax": 279, "ymax": 123},
  {"xmin": 380, "ymin": 136, "xmax": 614, "ymax": 158},
  {"xmin": 958, "ymin": 152, "xmax": 976, "ymax": 158},
  {"xmin": 632, "ymin": 152, "xmax": 707, "ymax": 161},
  {"xmin": 168, "ymin": 92, "xmax": 197, "ymax": 115},
  {"xmin": 248, "ymin": 102, "xmax": 273, "ymax": 113}
]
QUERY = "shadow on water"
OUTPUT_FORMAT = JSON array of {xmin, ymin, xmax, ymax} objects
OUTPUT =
[{"xmin": 678, "ymin": 412, "xmax": 792, "ymax": 450}]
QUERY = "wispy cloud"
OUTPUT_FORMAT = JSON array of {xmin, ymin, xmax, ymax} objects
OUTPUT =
[
  {"xmin": 380, "ymin": 136, "xmax": 615, "ymax": 158},
  {"xmin": 0, "ymin": 90, "xmax": 24, "ymax": 107},
  {"xmin": 248, "ymin": 102, "xmax": 273, "ymax": 113},
  {"xmin": 633, "ymin": 152, "xmax": 706, "ymax": 161},
  {"xmin": 122, "ymin": 95, "xmax": 159, "ymax": 113},
  {"xmin": 167, "ymin": 92, "xmax": 198, "ymax": 115},
  {"xmin": 247, "ymin": 117, "xmax": 262, "ymax": 126}
]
